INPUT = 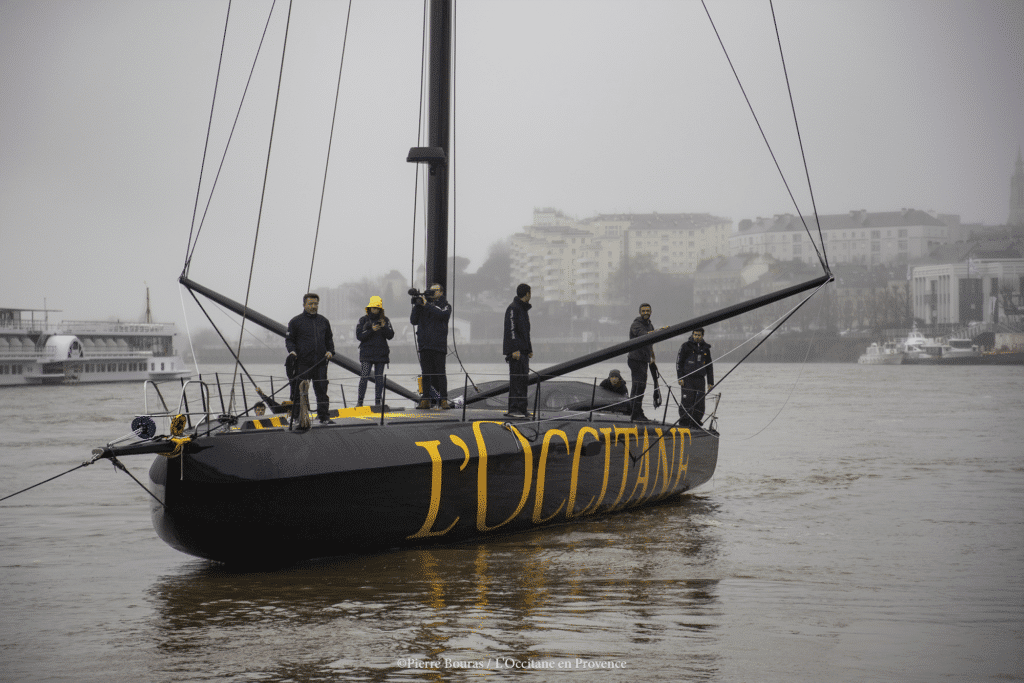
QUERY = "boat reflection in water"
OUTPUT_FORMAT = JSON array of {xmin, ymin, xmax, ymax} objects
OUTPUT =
[{"xmin": 147, "ymin": 495, "xmax": 723, "ymax": 678}]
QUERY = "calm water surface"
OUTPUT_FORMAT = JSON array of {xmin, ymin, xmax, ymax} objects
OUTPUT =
[{"xmin": 1, "ymin": 362, "xmax": 1022, "ymax": 682}]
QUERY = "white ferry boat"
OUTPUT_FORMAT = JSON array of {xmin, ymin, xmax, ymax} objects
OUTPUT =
[
  {"xmin": 0, "ymin": 306, "xmax": 190, "ymax": 386},
  {"xmin": 858, "ymin": 341, "xmax": 904, "ymax": 365}
]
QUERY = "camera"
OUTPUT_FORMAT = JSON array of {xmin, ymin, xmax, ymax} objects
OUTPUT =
[{"xmin": 408, "ymin": 288, "xmax": 426, "ymax": 305}]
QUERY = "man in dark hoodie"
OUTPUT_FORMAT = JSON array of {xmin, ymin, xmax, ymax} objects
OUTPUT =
[
  {"xmin": 502, "ymin": 283, "xmax": 533, "ymax": 418},
  {"xmin": 286, "ymin": 293, "xmax": 335, "ymax": 424},
  {"xmin": 676, "ymin": 327, "xmax": 714, "ymax": 427},
  {"xmin": 410, "ymin": 283, "xmax": 452, "ymax": 409},
  {"xmin": 627, "ymin": 303, "xmax": 657, "ymax": 422}
]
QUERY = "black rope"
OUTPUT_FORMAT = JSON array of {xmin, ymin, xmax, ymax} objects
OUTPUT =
[
  {"xmin": 769, "ymin": 0, "xmax": 829, "ymax": 272},
  {"xmin": 736, "ymin": 292, "xmax": 825, "ymax": 441},
  {"xmin": 184, "ymin": 0, "xmax": 281, "ymax": 273},
  {"xmin": 706, "ymin": 280, "xmax": 827, "ymax": 390},
  {"xmin": 307, "ymin": 0, "xmax": 354, "ymax": 292},
  {"xmin": 107, "ymin": 456, "xmax": 166, "ymax": 509},
  {"xmin": 183, "ymin": 0, "xmax": 232, "ymax": 275},
  {"xmin": 187, "ymin": 289, "xmax": 262, "ymax": 406},
  {"xmin": 700, "ymin": 0, "xmax": 827, "ymax": 272},
  {"xmin": 231, "ymin": 0, "xmax": 294, "ymax": 414},
  {"xmin": 0, "ymin": 463, "xmax": 91, "ymax": 504}
]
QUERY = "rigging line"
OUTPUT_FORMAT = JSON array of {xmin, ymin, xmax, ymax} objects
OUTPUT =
[
  {"xmin": 307, "ymin": 0, "xmax": 354, "ymax": 293},
  {"xmin": 0, "ymin": 462, "xmax": 90, "ymax": 504},
  {"xmin": 184, "ymin": 0, "xmax": 281, "ymax": 272},
  {"xmin": 187, "ymin": 289, "xmax": 261, "ymax": 409},
  {"xmin": 184, "ymin": 0, "xmax": 233, "ymax": 276},
  {"xmin": 699, "ymin": 0, "xmax": 827, "ymax": 271},
  {"xmin": 410, "ymin": 0, "xmax": 429, "ymax": 290},
  {"xmin": 107, "ymin": 456, "xmax": 167, "ymax": 509},
  {"xmin": 736, "ymin": 287, "xmax": 826, "ymax": 441},
  {"xmin": 179, "ymin": 284, "xmax": 201, "ymax": 376},
  {"xmin": 706, "ymin": 280, "xmax": 827, "ymax": 391},
  {"xmin": 650, "ymin": 286, "xmax": 826, "ymax": 450},
  {"xmin": 769, "ymin": 0, "xmax": 829, "ymax": 272},
  {"xmin": 232, "ymin": 0, "xmax": 295, "ymax": 415},
  {"xmin": 446, "ymin": 0, "xmax": 476, "ymax": 390},
  {"xmin": 689, "ymin": 282, "xmax": 821, "ymax": 376}
]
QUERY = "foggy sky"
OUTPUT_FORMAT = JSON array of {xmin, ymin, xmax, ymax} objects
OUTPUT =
[{"xmin": 2, "ymin": 0, "xmax": 1022, "ymax": 333}]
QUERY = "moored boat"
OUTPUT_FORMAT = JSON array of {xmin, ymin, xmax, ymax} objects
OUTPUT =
[
  {"xmin": 899, "ymin": 326, "xmax": 984, "ymax": 365},
  {"xmin": 857, "ymin": 341, "xmax": 903, "ymax": 365},
  {"xmin": 1, "ymin": 306, "xmax": 189, "ymax": 386}
]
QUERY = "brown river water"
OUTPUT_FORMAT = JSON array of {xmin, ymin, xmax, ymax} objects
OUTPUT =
[{"xmin": 1, "ymin": 361, "xmax": 1022, "ymax": 682}]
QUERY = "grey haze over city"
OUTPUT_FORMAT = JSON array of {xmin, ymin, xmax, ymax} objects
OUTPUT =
[{"xmin": 2, "ymin": 0, "xmax": 1022, "ymax": 332}]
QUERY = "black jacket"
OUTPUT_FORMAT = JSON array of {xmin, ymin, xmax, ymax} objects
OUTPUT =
[
  {"xmin": 502, "ymin": 297, "xmax": 532, "ymax": 358},
  {"xmin": 409, "ymin": 295, "xmax": 451, "ymax": 353},
  {"xmin": 285, "ymin": 312, "xmax": 335, "ymax": 365},
  {"xmin": 355, "ymin": 313, "xmax": 394, "ymax": 363},
  {"xmin": 599, "ymin": 377, "xmax": 628, "ymax": 395},
  {"xmin": 628, "ymin": 316, "xmax": 655, "ymax": 363},
  {"xmin": 676, "ymin": 337, "xmax": 714, "ymax": 387}
]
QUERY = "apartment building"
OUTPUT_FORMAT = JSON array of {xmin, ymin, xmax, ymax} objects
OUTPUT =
[
  {"xmin": 511, "ymin": 208, "xmax": 731, "ymax": 306},
  {"xmin": 730, "ymin": 209, "xmax": 967, "ymax": 266}
]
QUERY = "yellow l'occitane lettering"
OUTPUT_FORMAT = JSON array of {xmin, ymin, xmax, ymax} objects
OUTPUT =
[
  {"xmin": 473, "ymin": 421, "xmax": 533, "ymax": 532},
  {"xmin": 407, "ymin": 440, "xmax": 459, "ymax": 539},
  {"xmin": 591, "ymin": 427, "xmax": 615, "ymax": 511},
  {"xmin": 567, "ymin": 426, "xmax": 599, "ymax": 518},
  {"xmin": 672, "ymin": 428, "xmax": 691, "ymax": 488},
  {"xmin": 609, "ymin": 426, "xmax": 639, "ymax": 510},
  {"xmin": 625, "ymin": 427, "xmax": 651, "ymax": 506},
  {"xmin": 649, "ymin": 428, "xmax": 671, "ymax": 500},
  {"xmin": 532, "ymin": 429, "xmax": 568, "ymax": 523}
]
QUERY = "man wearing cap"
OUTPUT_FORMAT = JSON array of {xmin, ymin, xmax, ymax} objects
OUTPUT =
[
  {"xmin": 599, "ymin": 369, "xmax": 628, "ymax": 396},
  {"xmin": 598, "ymin": 368, "xmax": 630, "ymax": 414},
  {"xmin": 410, "ymin": 283, "xmax": 452, "ymax": 409}
]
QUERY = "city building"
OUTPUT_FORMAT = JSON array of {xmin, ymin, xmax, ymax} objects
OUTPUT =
[
  {"xmin": 910, "ymin": 241, "xmax": 1024, "ymax": 327},
  {"xmin": 511, "ymin": 208, "xmax": 731, "ymax": 306},
  {"xmin": 731, "ymin": 209, "xmax": 970, "ymax": 266}
]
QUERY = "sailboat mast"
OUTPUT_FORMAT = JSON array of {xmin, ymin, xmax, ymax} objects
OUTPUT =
[{"xmin": 408, "ymin": 0, "xmax": 452, "ymax": 292}]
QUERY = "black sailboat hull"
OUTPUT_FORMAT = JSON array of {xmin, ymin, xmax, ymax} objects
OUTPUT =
[{"xmin": 149, "ymin": 412, "xmax": 717, "ymax": 565}]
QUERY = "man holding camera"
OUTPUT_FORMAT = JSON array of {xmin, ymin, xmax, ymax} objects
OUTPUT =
[{"xmin": 410, "ymin": 283, "xmax": 452, "ymax": 409}]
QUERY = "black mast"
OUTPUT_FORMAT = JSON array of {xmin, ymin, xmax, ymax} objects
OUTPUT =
[{"xmin": 407, "ymin": 0, "xmax": 452, "ymax": 292}]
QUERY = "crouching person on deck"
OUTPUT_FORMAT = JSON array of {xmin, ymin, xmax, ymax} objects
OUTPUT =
[{"xmin": 676, "ymin": 327, "xmax": 714, "ymax": 427}]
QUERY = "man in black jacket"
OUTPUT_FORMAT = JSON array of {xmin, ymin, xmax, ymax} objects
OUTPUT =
[
  {"xmin": 286, "ymin": 293, "xmax": 335, "ymax": 424},
  {"xmin": 410, "ymin": 283, "xmax": 452, "ymax": 409},
  {"xmin": 502, "ymin": 283, "xmax": 533, "ymax": 417},
  {"xmin": 676, "ymin": 327, "xmax": 714, "ymax": 427},
  {"xmin": 627, "ymin": 303, "xmax": 657, "ymax": 422}
]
